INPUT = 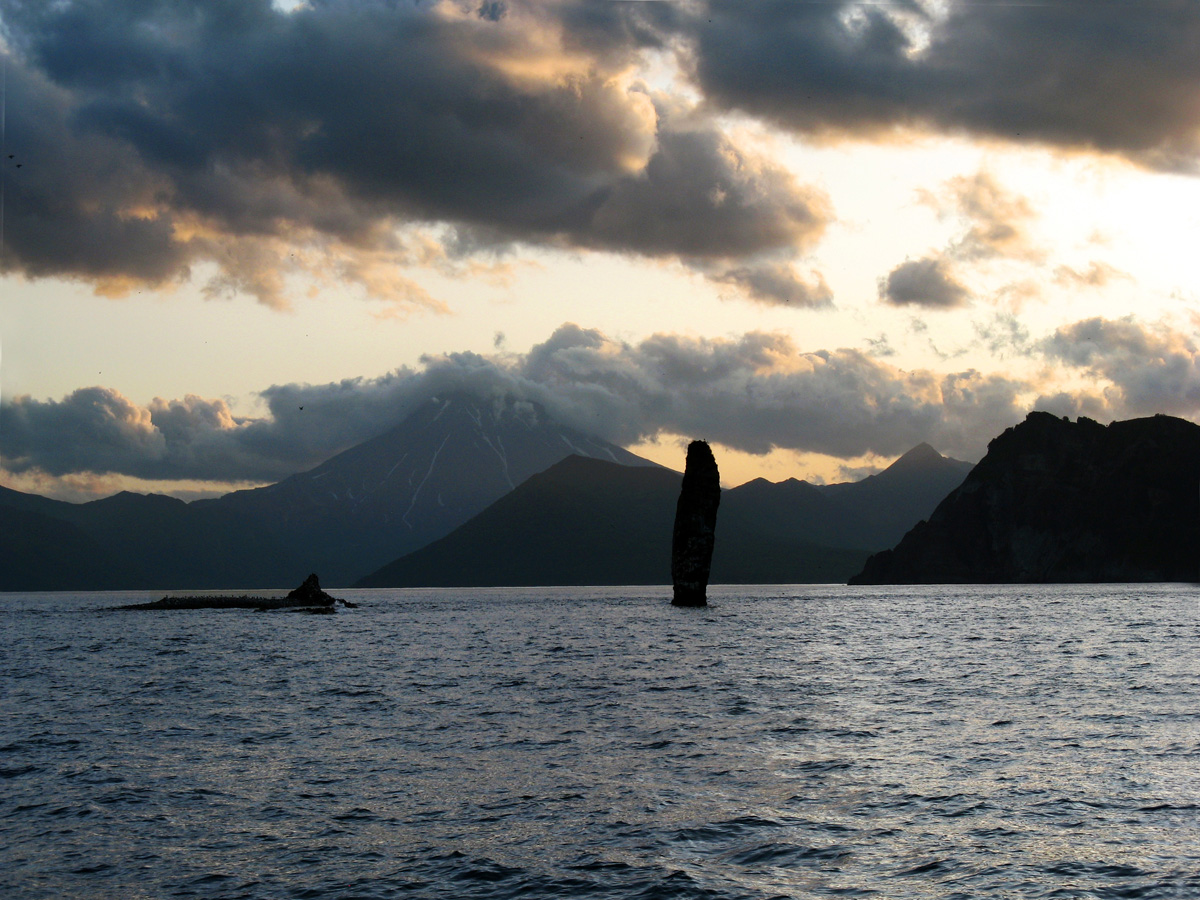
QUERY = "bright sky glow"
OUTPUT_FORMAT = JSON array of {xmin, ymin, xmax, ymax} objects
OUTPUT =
[{"xmin": 2, "ymin": 0, "xmax": 1200, "ymax": 497}]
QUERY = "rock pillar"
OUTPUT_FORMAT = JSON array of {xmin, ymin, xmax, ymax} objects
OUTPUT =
[{"xmin": 671, "ymin": 440, "xmax": 720, "ymax": 607}]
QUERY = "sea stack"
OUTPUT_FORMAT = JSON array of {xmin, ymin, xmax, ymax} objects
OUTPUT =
[
  {"xmin": 671, "ymin": 440, "xmax": 721, "ymax": 607},
  {"xmin": 285, "ymin": 572, "xmax": 337, "ymax": 606}
]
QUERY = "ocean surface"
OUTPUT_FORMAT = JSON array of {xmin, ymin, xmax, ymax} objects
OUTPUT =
[{"xmin": 2, "ymin": 584, "xmax": 1199, "ymax": 899}]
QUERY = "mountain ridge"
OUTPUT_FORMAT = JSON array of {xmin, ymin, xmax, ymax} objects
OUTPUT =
[
  {"xmin": 187, "ymin": 392, "xmax": 657, "ymax": 583},
  {"xmin": 852, "ymin": 412, "xmax": 1200, "ymax": 584},
  {"xmin": 1, "ymin": 396, "xmax": 973, "ymax": 590},
  {"xmin": 357, "ymin": 444, "xmax": 973, "ymax": 588},
  {"xmin": 0, "ymin": 393, "xmax": 658, "ymax": 590}
]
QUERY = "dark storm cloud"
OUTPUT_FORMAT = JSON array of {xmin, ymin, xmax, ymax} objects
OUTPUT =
[
  {"xmin": 1, "ymin": 323, "xmax": 1035, "ymax": 482},
  {"xmin": 879, "ymin": 256, "xmax": 970, "ymax": 308},
  {"xmin": 2, "ymin": 0, "xmax": 1194, "ymax": 306},
  {"xmin": 0, "ymin": 62, "xmax": 189, "ymax": 289},
  {"xmin": 0, "ymin": 387, "xmax": 169, "ymax": 477},
  {"xmin": 588, "ymin": 108, "xmax": 830, "ymax": 260},
  {"xmin": 684, "ymin": 0, "xmax": 1200, "ymax": 169},
  {"xmin": 0, "ymin": 0, "xmax": 828, "ymax": 305}
]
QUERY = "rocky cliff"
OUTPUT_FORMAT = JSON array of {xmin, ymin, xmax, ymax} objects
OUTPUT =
[{"xmin": 851, "ymin": 412, "xmax": 1200, "ymax": 584}]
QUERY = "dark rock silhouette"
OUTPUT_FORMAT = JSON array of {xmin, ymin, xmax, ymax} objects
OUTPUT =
[
  {"xmin": 851, "ymin": 412, "xmax": 1200, "ymax": 584},
  {"xmin": 286, "ymin": 573, "xmax": 336, "ymax": 605},
  {"xmin": 672, "ymin": 441, "xmax": 721, "ymax": 606},
  {"xmin": 117, "ymin": 573, "xmax": 346, "ymax": 611}
]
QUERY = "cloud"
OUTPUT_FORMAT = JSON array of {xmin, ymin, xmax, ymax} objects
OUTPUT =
[
  {"xmin": 683, "ymin": 0, "xmax": 1200, "ymax": 169},
  {"xmin": 0, "ymin": 377, "xmax": 432, "ymax": 482},
  {"xmin": 1028, "ymin": 390, "xmax": 1111, "ymax": 423},
  {"xmin": 584, "ymin": 104, "xmax": 831, "ymax": 260},
  {"xmin": 0, "ymin": 61, "xmax": 190, "ymax": 290},
  {"xmin": 3, "ymin": 323, "xmax": 1047, "ymax": 482},
  {"xmin": 710, "ymin": 262, "xmax": 833, "ymax": 308},
  {"xmin": 936, "ymin": 172, "xmax": 1041, "ymax": 263},
  {"xmin": 0, "ymin": 387, "xmax": 168, "ymax": 476},
  {"xmin": 514, "ymin": 326, "xmax": 1029, "ymax": 461},
  {"xmin": 974, "ymin": 312, "xmax": 1032, "ymax": 357},
  {"xmin": 2, "ymin": 0, "xmax": 1196, "ymax": 315},
  {"xmin": 0, "ymin": 0, "xmax": 830, "ymax": 309},
  {"xmin": 1053, "ymin": 261, "xmax": 1131, "ymax": 289},
  {"xmin": 879, "ymin": 256, "xmax": 970, "ymax": 308},
  {"xmin": 1042, "ymin": 317, "xmax": 1200, "ymax": 416},
  {"xmin": 880, "ymin": 171, "xmax": 1042, "ymax": 310},
  {"xmin": 19, "ymin": 317, "xmax": 1200, "ymax": 488},
  {"xmin": 864, "ymin": 334, "xmax": 896, "ymax": 358}
]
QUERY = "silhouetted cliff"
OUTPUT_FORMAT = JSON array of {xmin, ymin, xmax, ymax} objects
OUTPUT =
[{"xmin": 852, "ymin": 413, "xmax": 1200, "ymax": 584}]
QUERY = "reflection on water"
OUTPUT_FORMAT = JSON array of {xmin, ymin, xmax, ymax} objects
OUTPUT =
[{"xmin": 2, "ymin": 584, "xmax": 1199, "ymax": 899}]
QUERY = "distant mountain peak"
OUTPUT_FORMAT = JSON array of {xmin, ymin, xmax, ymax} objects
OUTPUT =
[
  {"xmin": 888, "ymin": 442, "xmax": 943, "ymax": 469},
  {"xmin": 193, "ymin": 389, "xmax": 657, "ymax": 585},
  {"xmin": 867, "ymin": 443, "xmax": 974, "ymax": 486},
  {"xmin": 87, "ymin": 490, "xmax": 186, "ymax": 510}
]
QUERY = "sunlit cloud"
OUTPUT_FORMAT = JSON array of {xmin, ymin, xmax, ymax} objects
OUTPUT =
[
  {"xmin": 0, "ymin": 0, "xmax": 831, "ymax": 311},
  {"xmin": 938, "ymin": 172, "xmax": 1043, "ymax": 263},
  {"xmin": 1052, "ymin": 261, "xmax": 1132, "ymax": 290},
  {"xmin": 0, "ymin": 321, "xmax": 1068, "ymax": 483},
  {"xmin": 1042, "ymin": 317, "xmax": 1200, "ymax": 417}
]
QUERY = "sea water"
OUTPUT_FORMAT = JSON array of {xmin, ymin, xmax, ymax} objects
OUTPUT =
[{"xmin": 2, "ymin": 584, "xmax": 1199, "ymax": 899}]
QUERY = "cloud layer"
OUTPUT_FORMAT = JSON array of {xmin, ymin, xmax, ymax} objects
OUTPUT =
[
  {"xmin": 18, "ymin": 316, "xmax": 1197, "ymax": 485},
  {"xmin": 686, "ymin": 0, "xmax": 1200, "ymax": 169},
  {"xmin": 1042, "ymin": 317, "xmax": 1200, "ymax": 416},
  {"xmin": 4, "ymin": 0, "xmax": 1196, "ymax": 310},
  {"xmin": 9, "ymin": 315, "xmax": 1200, "ymax": 485},
  {"xmin": 0, "ymin": 0, "xmax": 830, "ymax": 307}
]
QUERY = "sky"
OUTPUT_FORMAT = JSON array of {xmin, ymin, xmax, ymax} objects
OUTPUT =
[{"xmin": 3, "ymin": 0, "xmax": 1200, "ymax": 501}]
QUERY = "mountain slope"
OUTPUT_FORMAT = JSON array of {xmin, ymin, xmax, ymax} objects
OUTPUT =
[
  {"xmin": 0, "ymin": 504, "xmax": 143, "ymax": 591},
  {"xmin": 356, "ymin": 456, "xmax": 877, "ymax": 588},
  {"xmin": 1, "ymin": 401, "xmax": 970, "ymax": 590},
  {"xmin": 852, "ymin": 413, "xmax": 1200, "ymax": 584},
  {"xmin": 719, "ymin": 443, "xmax": 974, "ymax": 552},
  {"xmin": 195, "ymin": 393, "xmax": 656, "ymax": 585},
  {"xmin": 0, "ymin": 486, "xmax": 300, "ymax": 591},
  {"xmin": 357, "ymin": 456, "xmax": 683, "ymax": 587},
  {"xmin": 1, "ymin": 392, "xmax": 657, "ymax": 590}
]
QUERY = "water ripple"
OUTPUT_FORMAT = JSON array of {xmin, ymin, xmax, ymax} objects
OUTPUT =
[{"xmin": 2, "ymin": 584, "xmax": 1199, "ymax": 898}]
